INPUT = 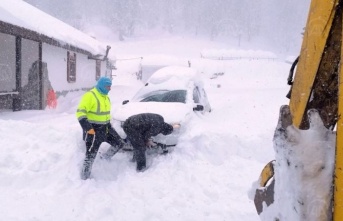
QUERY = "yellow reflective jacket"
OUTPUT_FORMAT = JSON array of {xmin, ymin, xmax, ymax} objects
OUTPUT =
[{"xmin": 76, "ymin": 88, "xmax": 111, "ymax": 125}]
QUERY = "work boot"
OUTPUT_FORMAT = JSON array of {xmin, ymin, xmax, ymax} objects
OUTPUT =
[
  {"xmin": 101, "ymin": 145, "xmax": 120, "ymax": 160},
  {"xmin": 134, "ymin": 148, "xmax": 146, "ymax": 172},
  {"xmin": 81, "ymin": 161, "xmax": 93, "ymax": 180},
  {"xmin": 81, "ymin": 154, "xmax": 95, "ymax": 180},
  {"xmin": 122, "ymin": 139, "xmax": 133, "ymax": 151},
  {"xmin": 136, "ymin": 161, "xmax": 146, "ymax": 172}
]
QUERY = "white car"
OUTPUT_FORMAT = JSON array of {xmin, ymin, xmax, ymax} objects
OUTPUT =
[{"xmin": 112, "ymin": 66, "xmax": 211, "ymax": 149}]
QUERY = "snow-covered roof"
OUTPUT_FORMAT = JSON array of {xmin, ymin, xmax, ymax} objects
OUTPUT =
[
  {"xmin": 0, "ymin": 0, "xmax": 108, "ymax": 55},
  {"xmin": 147, "ymin": 66, "xmax": 200, "ymax": 86}
]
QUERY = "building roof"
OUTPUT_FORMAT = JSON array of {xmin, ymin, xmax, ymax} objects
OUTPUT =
[{"xmin": 0, "ymin": 0, "xmax": 108, "ymax": 56}]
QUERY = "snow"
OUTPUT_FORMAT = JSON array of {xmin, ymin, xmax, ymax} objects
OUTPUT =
[
  {"xmin": 200, "ymin": 49, "xmax": 277, "ymax": 60},
  {"xmin": 146, "ymin": 66, "xmax": 198, "ymax": 86},
  {"xmin": 0, "ymin": 35, "xmax": 294, "ymax": 220},
  {"xmin": 255, "ymin": 107, "xmax": 335, "ymax": 221},
  {"xmin": 0, "ymin": 0, "xmax": 107, "ymax": 55},
  {"xmin": 1, "ymin": 12, "xmax": 335, "ymax": 220}
]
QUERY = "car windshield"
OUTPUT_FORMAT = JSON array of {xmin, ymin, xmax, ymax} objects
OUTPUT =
[{"xmin": 139, "ymin": 90, "xmax": 187, "ymax": 103}]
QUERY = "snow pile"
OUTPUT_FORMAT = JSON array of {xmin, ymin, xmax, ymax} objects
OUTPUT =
[
  {"xmin": 1, "ymin": 36, "xmax": 294, "ymax": 220},
  {"xmin": 142, "ymin": 66, "xmax": 203, "ymax": 94},
  {"xmin": 260, "ymin": 106, "xmax": 336, "ymax": 221},
  {"xmin": 200, "ymin": 49, "xmax": 277, "ymax": 60}
]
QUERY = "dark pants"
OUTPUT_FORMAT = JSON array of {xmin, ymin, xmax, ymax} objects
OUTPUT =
[
  {"xmin": 123, "ymin": 121, "xmax": 147, "ymax": 171},
  {"xmin": 81, "ymin": 124, "xmax": 123, "ymax": 179}
]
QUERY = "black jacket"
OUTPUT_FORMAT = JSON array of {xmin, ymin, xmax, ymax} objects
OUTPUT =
[{"xmin": 123, "ymin": 113, "xmax": 173, "ymax": 142}]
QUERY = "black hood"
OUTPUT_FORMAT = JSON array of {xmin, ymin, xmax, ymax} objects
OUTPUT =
[{"xmin": 161, "ymin": 123, "xmax": 173, "ymax": 135}]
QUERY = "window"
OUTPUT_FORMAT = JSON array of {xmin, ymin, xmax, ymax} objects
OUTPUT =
[
  {"xmin": 67, "ymin": 51, "xmax": 76, "ymax": 83},
  {"xmin": 0, "ymin": 33, "xmax": 16, "ymax": 93},
  {"xmin": 0, "ymin": 33, "xmax": 16, "ymax": 110},
  {"xmin": 20, "ymin": 38, "xmax": 39, "ymax": 110},
  {"xmin": 140, "ymin": 90, "xmax": 187, "ymax": 103},
  {"xmin": 21, "ymin": 39, "xmax": 39, "ymax": 87},
  {"xmin": 96, "ymin": 60, "xmax": 101, "ymax": 80},
  {"xmin": 193, "ymin": 87, "xmax": 200, "ymax": 103}
]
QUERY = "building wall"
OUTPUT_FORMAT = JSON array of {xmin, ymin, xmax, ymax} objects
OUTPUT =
[
  {"xmin": 42, "ymin": 43, "xmax": 110, "ymax": 95},
  {"xmin": 1, "ymin": 32, "xmax": 109, "ymax": 111},
  {"xmin": 101, "ymin": 60, "xmax": 108, "ymax": 78},
  {"xmin": 42, "ymin": 43, "xmax": 100, "ymax": 93}
]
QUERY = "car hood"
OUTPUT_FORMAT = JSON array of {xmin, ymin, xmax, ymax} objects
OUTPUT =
[{"xmin": 112, "ymin": 102, "xmax": 190, "ymax": 123}]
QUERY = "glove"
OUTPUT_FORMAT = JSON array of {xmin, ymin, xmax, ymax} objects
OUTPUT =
[{"xmin": 87, "ymin": 129, "xmax": 95, "ymax": 135}]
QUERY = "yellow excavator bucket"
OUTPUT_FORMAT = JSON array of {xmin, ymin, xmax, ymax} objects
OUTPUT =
[
  {"xmin": 253, "ymin": 160, "xmax": 275, "ymax": 215},
  {"xmin": 253, "ymin": 0, "xmax": 343, "ymax": 220}
]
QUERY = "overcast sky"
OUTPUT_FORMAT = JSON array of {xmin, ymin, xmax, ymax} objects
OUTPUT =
[{"xmin": 23, "ymin": 0, "xmax": 311, "ymax": 56}]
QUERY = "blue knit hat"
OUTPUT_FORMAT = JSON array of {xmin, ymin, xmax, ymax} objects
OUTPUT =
[{"xmin": 96, "ymin": 77, "xmax": 112, "ymax": 95}]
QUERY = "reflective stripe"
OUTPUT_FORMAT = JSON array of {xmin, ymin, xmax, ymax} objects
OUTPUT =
[
  {"xmin": 77, "ymin": 109, "xmax": 87, "ymax": 113},
  {"xmin": 88, "ymin": 134, "xmax": 96, "ymax": 152},
  {"xmin": 89, "ymin": 111, "xmax": 110, "ymax": 115},
  {"xmin": 78, "ymin": 116, "xmax": 87, "ymax": 121},
  {"xmin": 89, "ymin": 91, "xmax": 110, "ymax": 116},
  {"xmin": 88, "ymin": 120, "xmax": 110, "ymax": 124},
  {"xmin": 90, "ymin": 91, "xmax": 100, "ymax": 113}
]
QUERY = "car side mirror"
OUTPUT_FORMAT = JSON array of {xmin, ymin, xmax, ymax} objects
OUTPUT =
[
  {"xmin": 193, "ymin": 104, "xmax": 204, "ymax": 111},
  {"xmin": 122, "ymin": 100, "xmax": 129, "ymax": 105}
]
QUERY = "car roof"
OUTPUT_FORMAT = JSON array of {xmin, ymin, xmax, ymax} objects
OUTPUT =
[
  {"xmin": 132, "ymin": 66, "xmax": 204, "ymax": 101},
  {"xmin": 147, "ymin": 66, "xmax": 200, "ymax": 87}
]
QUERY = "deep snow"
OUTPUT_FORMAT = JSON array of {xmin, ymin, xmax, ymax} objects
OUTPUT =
[
  {"xmin": 0, "ymin": 36, "xmax": 295, "ymax": 220},
  {"xmin": 1, "ymin": 0, "xmax": 337, "ymax": 219}
]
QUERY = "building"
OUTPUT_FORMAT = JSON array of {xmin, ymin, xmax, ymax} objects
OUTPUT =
[{"xmin": 0, "ymin": 0, "xmax": 113, "ymax": 111}]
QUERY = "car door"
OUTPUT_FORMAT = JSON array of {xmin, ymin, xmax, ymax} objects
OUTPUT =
[
  {"xmin": 200, "ymin": 87, "xmax": 211, "ymax": 112},
  {"xmin": 193, "ymin": 86, "xmax": 210, "ymax": 112},
  {"xmin": 193, "ymin": 85, "xmax": 211, "ymax": 112}
]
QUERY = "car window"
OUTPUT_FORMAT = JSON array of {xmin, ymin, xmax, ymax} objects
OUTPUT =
[
  {"xmin": 200, "ymin": 88, "xmax": 209, "ymax": 102},
  {"xmin": 134, "ymin": 90, "xmax": 167, "ymax": 101},
  {"xmin": 193, "ymin": 87, "xmax": 200, "ymax": 103},
  {"xmin": 140, "ymin": 90, "xmax": 187, "ymax": 103}
]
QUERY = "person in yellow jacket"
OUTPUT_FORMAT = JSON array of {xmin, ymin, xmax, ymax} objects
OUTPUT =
[{"xmin": 76, "ymin": 76, "xmax": 124, "ymax": 180}]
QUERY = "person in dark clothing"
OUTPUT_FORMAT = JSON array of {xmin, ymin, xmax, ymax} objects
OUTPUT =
[
  {"xmin": 76, "ymin": 77, "xmax": 125, "ymax": 180},
  {"xmin": 123, "ymin": 113, "xmax": 180, "ymax": 171}
]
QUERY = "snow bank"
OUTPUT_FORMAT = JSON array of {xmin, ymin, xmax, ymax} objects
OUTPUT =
[{"xmin": 200, "ymin": 49, "xmax": 277, "ymax": 60}]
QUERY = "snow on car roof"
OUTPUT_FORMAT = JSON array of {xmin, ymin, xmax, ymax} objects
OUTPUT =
[
  {"xmin": 132, "ymin": 66, "xmax": 202, "ymax": 101},
  {"xmin": 143, "ymin": 66, "xmax": 203, "ymax": 92},
  {"xmin": 147, "ymin": 66, "xmax": 200, "ymax": 86}
]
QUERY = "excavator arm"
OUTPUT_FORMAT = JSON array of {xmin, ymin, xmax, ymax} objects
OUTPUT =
[
  {"xmin": 253, "ymin": 0, "xmax": 343, "ymax": 220},
  {"xmin": 290, "ymin": 0, "xmax": 340, "ymax": 130}
]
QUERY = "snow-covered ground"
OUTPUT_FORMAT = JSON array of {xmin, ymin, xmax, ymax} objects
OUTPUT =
[{"xmin": 0, "ymin": 37, "xmax": 293, "ymax": 220}]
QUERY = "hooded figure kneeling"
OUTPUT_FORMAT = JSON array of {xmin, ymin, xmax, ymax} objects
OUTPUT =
[{"xmin": 123, "ymin": 113, "xmax": 180, "ymax": 171}]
